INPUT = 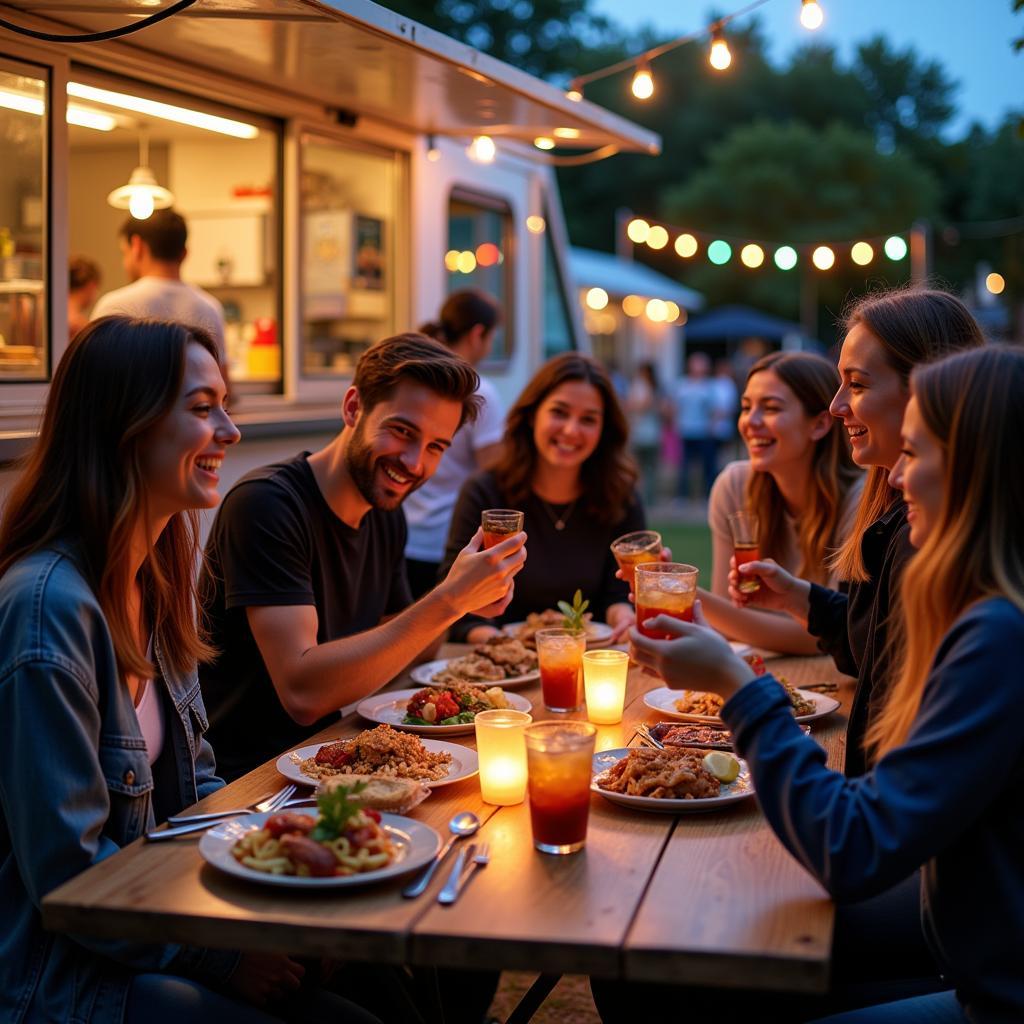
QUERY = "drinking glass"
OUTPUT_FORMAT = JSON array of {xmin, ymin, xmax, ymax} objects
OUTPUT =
[
  {"xmin": 582, "ymin": 649, "xmax": 629, "ymax": 725},
  {"xmin": 481, "ymin": 509, "xmax": 524, "ymax": 549},
  {"xmin": 535, "ymin": 627, "xmax": 586, "ymax": 712},
  {"xmin": 475, "ymin": 709, "xmax": 532, "ymax": 805},
  {"xmin": 635, "ymin": 562, "xmax": 699, "ymax": 639},
  {"xmin": 525, "ymin": 721, "xmax": 597, "ymax": 855},
  {"xmin": 610, "ymin": 529, "xmax": 662, "ymax": 590},
  {"xmin": 727, "ymin": 510, "xmax": 761, "ymax": 594}
]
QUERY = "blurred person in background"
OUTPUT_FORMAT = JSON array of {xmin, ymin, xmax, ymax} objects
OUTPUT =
[
  {"xmin": 626, "ymin": 361, "xmax": 671, "ymax": 506},
  {"xmin": 404, "ymin": 290, "xmax": 505, "ymax": 598},
  {"xmin": 67, "ymin": 256, "xmax": 101, "ymax": 340},
  {"xmin": 675, "ymin": 350, "xmax": 718, "ymax": 499},
  {"xmin": 711, "ymin": 357, "xmax": 739, "ymax": 463}
]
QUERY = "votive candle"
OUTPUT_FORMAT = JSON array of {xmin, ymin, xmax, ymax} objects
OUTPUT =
[
  {"xmin": 475, "ymin": 709, "xmax": 532, "ymax": 805},
  {"xmin": 582, "ymin": 649, "xmax": 629, "ymax": 725}
]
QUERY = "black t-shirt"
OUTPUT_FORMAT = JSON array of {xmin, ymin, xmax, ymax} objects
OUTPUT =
[
  {"xmin": 440, "ymin": 470, "xmax": 645, "ymax": 642},
  {"xmin": 200, "ymin": 453, "xmax": 412, "ymax": 780}
]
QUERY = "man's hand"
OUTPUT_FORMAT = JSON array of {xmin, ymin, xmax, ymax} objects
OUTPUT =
[
  {"xmin": 727, "ymin": 556, "xmax": 811, "ymax": 621},
  {"xmin": 629, "ymin": 600, "xmax": 754, "ymax": 700},
  {"xmin": 436, "ymin": 527, "xmax": 526, "ymax": 618},
  {"xmin": 228, "ymin": 952, "xmax": 305, "ymax": 1007}
]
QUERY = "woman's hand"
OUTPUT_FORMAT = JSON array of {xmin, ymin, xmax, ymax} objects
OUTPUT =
[
  {"xmin": 727, "ymin": 556, "xmax": 811, "ymax": 621},
  {"xmin": 605, "ymin": 602, "xmax": 634, "ymax": 642},
  {"xmin": 629, "ymin": 600, "xmax": 755, "ymax": 700},
  {"xmin": 228, "ymin": 952, "xmax": 305, "ymax": 1006}
]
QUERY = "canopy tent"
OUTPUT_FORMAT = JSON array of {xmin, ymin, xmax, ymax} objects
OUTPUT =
[{"xmin": 684, "ymin": 304, "xmax": 806, "ymax": 343}]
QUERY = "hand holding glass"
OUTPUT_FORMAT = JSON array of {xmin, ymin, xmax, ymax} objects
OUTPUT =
[
  {"xmin": 727, "ymin": 511, "xmax": 761, "ymax": 594},
  {"xmin": 481, "ymin": 509, "xmax": 524, "ymax": 549},
  {"xmin": 610, "ymin": 530, "xmax": 662, "ymax": 589},
  {"xmin": 635, "ymin": 562, "xmax": 699, "ymax": 639}
]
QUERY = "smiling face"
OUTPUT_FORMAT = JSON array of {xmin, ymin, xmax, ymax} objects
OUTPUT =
[
  {"xmin": 344, "ymin": 379, "xmax": 462, "ymax": 510},
  {"xmin": 830, "ymin": 323, "xmax": 908, "ymax": 470},
  {"xmin": 739, "ymin": 368, "xmax": 830, "ymax": 476},
  {"xmin": 889, "ymin": 396, "xmax": 945, "ymax": 548},
  {"xmin": 532, "ymin": 379, "xmax": 604, "ymax": 473},
  {"xmin": 138, "ymin": 343, "xmax": 240, "ymax": 520}
]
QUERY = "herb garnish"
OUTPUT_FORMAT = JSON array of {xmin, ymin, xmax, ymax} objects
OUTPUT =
[
  {"xmin": 311, "ymin": 781, "xmax": 367, "ymax": 841},
  {"xmin": 558, "ymin": 589, "xmax": 590, "ymax": 634}
]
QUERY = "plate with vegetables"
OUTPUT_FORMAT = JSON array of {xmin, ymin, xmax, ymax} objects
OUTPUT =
[
  {"xmin": 199, "ymin": 784, "xmax": 440, "ymax": 888},
  {"xmin": 356, "ymin": 686, "xmax": 532, "ymax": 735}
]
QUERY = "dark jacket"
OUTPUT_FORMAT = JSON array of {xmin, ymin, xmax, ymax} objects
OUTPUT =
[
  {"xmin": 0, "ymin": 544, "xmax": 237, "ymax": 1023},
  {"xmin": 806, "ymin": 501, "xmax": 915, "ymax": 775},
  {"xmin": 723, "ymin": 597, "xmax": 1024, "ymax": 1024}
]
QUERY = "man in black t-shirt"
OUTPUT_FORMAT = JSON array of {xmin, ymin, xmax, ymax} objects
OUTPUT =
[{"xmin": 200, "ymin": 333, "xmax": 526, "ymax": 780}]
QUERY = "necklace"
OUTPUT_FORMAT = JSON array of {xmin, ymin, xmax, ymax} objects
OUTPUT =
[{"xmin": 538, "ymin": 497, "xmax": 578, "ymax": 531}]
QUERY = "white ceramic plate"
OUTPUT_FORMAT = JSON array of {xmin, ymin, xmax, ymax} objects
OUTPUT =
[
  {"xmin": 356, "ymin": 687, "xmax": 532, "ymax": 736},
  {"xmin": 410, "ymin": 658, "xmax": 539, "ymax": 689},
  {"xmin": 199, "ymin": 809, "xmax": 440, "ymax": 888},
  {"xmin": 591, "ymin": 748, "xmax": 754, "ymax": 814},
  {"xmin": 276, "ymin": 737, "xmax": 479, "ymax": 788},
  {"xmin": 502, "ymin": 620, "xmax": 616, "ymax": 648},
  {"xmin": 643, "ymin": 686, "xmax": 840, "ymax": 724}
]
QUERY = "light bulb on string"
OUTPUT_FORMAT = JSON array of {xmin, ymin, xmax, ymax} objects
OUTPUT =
[
  {"xmin": 426, "ymin": 134, "xmax": 441, "ymax": 162},
  {"xmin": 812, "ymin": 245, "xmax": 835, "ymax": 271},
  {"xmin": 647, "ymin": 225, "xmax": 669, "ymax": 250},
  {"xmin": 467, "ymin": 135, "xmax": 496, "ymax": 163},
  {"xmin": 986, "ymin": 273, "xmax": 1005, "ymax": 295},
  {"xmin": 709, "ymin": 27, "xmax": 732, "ymax": 71},
  {"xmin": 800, "ymin": 0, "xmax": 824, "ymax": 30},
  {"xmin": 631, "ymin": 61, "xmax": 654, "ymax": 100},
  {"xmin": 675, "ymin": 233, "xmax": 698, "ymax": 258},
  {"xmin": 740, "ymin": 243, "xmax": 765, "ymax": 268},
  {"xmin": 627, "ymin": 218, "xmax": 650, "ymax": 244},
  {"xmin": 884, "ymin": 236, "xmax": 908, "ymax": 261},
  {"xmin": 851, "ymin": 242, "xmax": 874, "ymax": 266},
  {"xmin": 774, "ymin": 246, "xmax": 798, "ymax": 270}
]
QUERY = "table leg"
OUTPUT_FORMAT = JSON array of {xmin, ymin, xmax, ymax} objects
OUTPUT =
[{"xmin": 503, "ymin": 974, "xmax": 562, "ymax": 1024}]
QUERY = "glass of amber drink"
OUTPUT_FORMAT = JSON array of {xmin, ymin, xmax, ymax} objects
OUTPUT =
[
  {"xmin": 481, "ymin": 509, "xmax": 524, "ymax": 549},
  {"xmin": 525, "ymin": 721, "xmax": 597, "ymax": 855},
  {"xmin": 635, "ymin": 562, "xmax": 699, "ymax": 639},
  {"xmin": 610, "ymin": 530, "xmax": 662, "ymax": 590},
  {"xmin": 727, "ymin": 511, "xmax": 761, "ymax": 594},
  {"xmin": 535, "ymin": 627, "xmax": 586, "ymax": 711}
]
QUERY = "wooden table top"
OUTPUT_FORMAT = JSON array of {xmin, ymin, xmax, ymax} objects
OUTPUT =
[{"xmin": 43, "ymin": 644, "xmax": 852, "ymax": 991}]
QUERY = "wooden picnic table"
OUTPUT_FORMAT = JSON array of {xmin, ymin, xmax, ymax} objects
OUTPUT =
[{"xmin": 43, "ymin": 645, "xmax": 853, "ymax": 994}]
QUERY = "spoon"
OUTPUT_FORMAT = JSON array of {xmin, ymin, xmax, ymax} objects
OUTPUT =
[{"xmin": 402, "ymin": 810, "xmax": 480, "ymax": 898}]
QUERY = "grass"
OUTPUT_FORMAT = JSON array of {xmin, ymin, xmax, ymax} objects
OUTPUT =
[{"xmin": 650, "ymin": 521, "xmax": 713, "ymax": 575}]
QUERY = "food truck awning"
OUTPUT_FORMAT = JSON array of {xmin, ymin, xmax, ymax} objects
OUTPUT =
[{"xmin": 8, "ymin": 0, "xmax": 661, "ymax": 155}]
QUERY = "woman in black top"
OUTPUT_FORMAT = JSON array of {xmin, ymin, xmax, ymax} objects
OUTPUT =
[
  {"xmin": 442, "ymin": 353, "xmax": 643, "ymax": 643},
  {"xmin": 731, "ymin": 288, "xmax": 984, "ymax": 776}
]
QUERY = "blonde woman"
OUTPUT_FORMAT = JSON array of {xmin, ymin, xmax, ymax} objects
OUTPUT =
[
  {"xmin": 629, "ymin": 346, "xmax": 1024, "ymax": 1023},
  {"xmin": 727, "ymin": 289, "xmax": 983, "ymax": 776},
  {"xmin": 702, "ymin": 351, "xmax": 862, "ymax": 655}
]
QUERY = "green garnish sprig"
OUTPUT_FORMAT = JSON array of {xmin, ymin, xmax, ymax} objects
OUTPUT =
[
  {"xmin": 557, "ymin": 589, "xmax": 589, "ymax": 635},
  {"xmin": 311, "ymin": 781, "xmax": 368, "ymax": 841}
]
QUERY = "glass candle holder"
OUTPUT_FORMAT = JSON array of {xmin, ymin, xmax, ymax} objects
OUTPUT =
[
  {"xmin": 582, "ymin": 649, "xmax": 629, "ymax": 725},
  {"xmin": 481, "ymin": 508, "xmax": 524, "ymax": 549},
  {"xmin": 474, "ymin": 708, "xmax": 532, "ymax": 805}
]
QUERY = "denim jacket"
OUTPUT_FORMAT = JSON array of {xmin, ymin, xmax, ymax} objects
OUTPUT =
[{"xmin": 0, "ymin": 543, "xmax": 239, "ymax": 1023}]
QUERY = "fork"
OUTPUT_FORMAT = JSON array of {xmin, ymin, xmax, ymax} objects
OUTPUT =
[
  {"xmin": 437, "ymin": 842, "xmax": 489, "ymax": 905},
  {"xmin": 632, "ymin": 723, "xmax": 665, "ymax": 749},
  {"xmin": 166, "ymin": 784, "xmax": 297, "ymax": 826},
  {"xmin": 147, "ymin": 785, "xmax": 297, "ymax": 841}
]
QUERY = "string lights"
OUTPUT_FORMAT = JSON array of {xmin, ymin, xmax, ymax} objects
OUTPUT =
[
  {"xmin": 625, "ymin": 215, "xmax": 913, "ymax": 272},
  {"xmin": 568, "ymin": 0, "xmax": 824, "ymax": 103}
]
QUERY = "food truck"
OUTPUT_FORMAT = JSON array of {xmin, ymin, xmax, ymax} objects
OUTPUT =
[{"xmin": 0, "ymin": 0, "xmax": 659, "ymax": 494}]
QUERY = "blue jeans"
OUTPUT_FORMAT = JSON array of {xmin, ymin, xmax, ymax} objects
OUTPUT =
[
  {"xmin": 124, "ymin": 974, "xmax": 382, "ymax": 1024},
  {"xmin": 808, "ymin": 991, "xmax": 967, "ymax": 1023}
]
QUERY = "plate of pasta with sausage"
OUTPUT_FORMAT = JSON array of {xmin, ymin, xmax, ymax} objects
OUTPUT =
[{"xmin": 198, "ymin": 784, "xmax": 441, "ymax": 888}]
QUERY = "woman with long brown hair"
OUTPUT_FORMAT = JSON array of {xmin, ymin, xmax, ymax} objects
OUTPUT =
[
  {"xmin": 727, "ymin": 288, "xmax": 984, "ymax": 776},
  {"xmin": 442, "ymin": 352, "xmax": 643, "ymax": 641},
  {"xmin": 702, "ymin": 351, "xmax": 863, "ymax": 654},
  {"xmin": 628, "ymin": 345, "xmax": 1024, "ymax": 1023},
  {"xmin": 0, "ymin": 318, "xmax": 377, "ymax": 1023}
]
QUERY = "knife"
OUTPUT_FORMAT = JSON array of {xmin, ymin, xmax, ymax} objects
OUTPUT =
[{"xmin": 436, "ymin": 843, "xmax": 474, "ymax": 904}]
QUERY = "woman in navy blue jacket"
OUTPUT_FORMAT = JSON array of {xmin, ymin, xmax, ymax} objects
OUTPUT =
[{"xmin": 630, "ymin": 346, "xmax": 1024, "ymax": 1023}]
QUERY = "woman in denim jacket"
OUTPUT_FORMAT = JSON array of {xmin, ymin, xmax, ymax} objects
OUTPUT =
[{"xmin": 0, "ymin": 319, "xmax": 378, "ymax": 1023}]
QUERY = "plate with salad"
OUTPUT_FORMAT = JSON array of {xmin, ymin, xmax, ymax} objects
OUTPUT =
[{"xmin": 356, "ymin": 686, "xmax": 532, "ymax": 736}]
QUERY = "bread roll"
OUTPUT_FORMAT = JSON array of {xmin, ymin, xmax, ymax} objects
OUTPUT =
[{"xmin": 317, "ymin": 773, "xmax": 430, "ymax": 814}]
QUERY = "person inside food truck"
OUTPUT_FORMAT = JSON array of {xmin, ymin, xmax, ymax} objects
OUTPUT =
[{"xmin": 199, "ymin": 331, "xmax": 527, "ymax": 782}]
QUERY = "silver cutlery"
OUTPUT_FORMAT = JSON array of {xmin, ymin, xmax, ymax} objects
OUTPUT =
[
  {"xmin": 633, "ymin": 723, "xmax": 664, "ymax": 749},
  {"xmin": 437, "ymin": 842, "xmax": 489, "ymax": 905},
  {"xmin": 402, "ymin": 810, "xmax": 480, "ymax": 898},
  {"xmin": 166, "ymin": 784, "xmax": 297, "ymax": 826},
  {"xmin": 147, "ymin": 785, "xmax": 297, "ymax": 841}
]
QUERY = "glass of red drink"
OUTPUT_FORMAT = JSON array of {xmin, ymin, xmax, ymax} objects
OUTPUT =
[
  {"xmin": 481, "ymin": 508, "xmax": 524, "ymax": 549},
  {"xmin": 535, "ymin": 627, "xmax": 586, "ymax": 711},
  {"xmin": 610, "ymin": 529, "xmax": 662, "ymax": 590},
  {"xmin": 524, "ymin": 721, "xmax": 597, "ymax": 855},
  {"xmin": 727, "ymin": 510, "xmax": 761, "ymax": 594},
  {"xmin": 635, "ymin": 562, "xmax": 699, "ymax": 639}
]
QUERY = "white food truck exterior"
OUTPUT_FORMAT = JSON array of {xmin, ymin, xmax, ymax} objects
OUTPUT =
[{"xmin": 0, "ymin": 0, "xmax": 659, "ymax": 504}]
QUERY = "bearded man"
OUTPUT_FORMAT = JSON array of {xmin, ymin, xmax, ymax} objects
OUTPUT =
[{"xmin": 200, "ymin": 333, "xmax": 526, "ymax": 780}]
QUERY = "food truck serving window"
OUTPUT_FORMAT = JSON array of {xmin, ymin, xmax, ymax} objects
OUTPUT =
[
  {"xmin": 447, "ymin": 189, "xmax": 513, "ymax": 363},
  {"xmin": 0, "ymin": 59, "xmax": 48, "ymax": 381},
  {"xmin": 300, "ymin": 137, "xmax": 399, "ymax": 377},
  {"xmin": 66, "ymin": 71, "xmax": 282, "ymax": 395}
]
